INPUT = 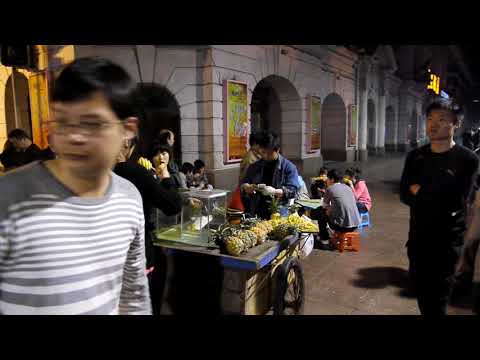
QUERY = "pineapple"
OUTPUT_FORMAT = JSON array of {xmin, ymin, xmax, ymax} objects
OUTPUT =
[
  {"xmin": 225, "ymin": 236, "xmax": 245, "ymax": 256},
  {"xmin": 239, "ymin": 230, "xmax": 257, "ymax": 249},
  {"xmin": 269, "ymin": 196, "xmax": 281, "ymax": 219},
  {"xmin": 270, "ymin": 223, "xmax": 297, "ymax": 240}
]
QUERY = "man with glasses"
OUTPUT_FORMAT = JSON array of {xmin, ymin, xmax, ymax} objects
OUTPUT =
[{"xmin": 0, "ymin": 57, "xmax": 151, "ymax": 315}]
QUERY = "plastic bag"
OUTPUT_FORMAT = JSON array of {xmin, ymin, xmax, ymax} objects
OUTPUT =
[{"xmin": 299, "ymin": 234, "xmax": 314, "ymax": 259}]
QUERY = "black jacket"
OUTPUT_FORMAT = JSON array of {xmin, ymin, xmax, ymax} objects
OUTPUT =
[
  {"xmin": 0, "ymin": 143, "xmax": 43, "ymax": 170},
  {"xmin": 114, "ymin": 160, "xmax": 182, "ymax": 267},
  {"xmin": 400, "ymin": 144, "xmax": 479, "ymax": 247}
]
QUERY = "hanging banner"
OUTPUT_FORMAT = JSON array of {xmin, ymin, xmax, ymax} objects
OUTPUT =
[
  {"xmin": 348, "ymin": 104, "xmax": 358, "ymax": 147},
  {"xmin": 309, "ymin": 95, "xmax": 321, "ymax": 151},
  {"xmin": 223, "ymin": 80, "xmax": 249, "ymax": 163},
  {"xmin": 28, "ymin": 71, "xmax": 50, "ymax": 149}
]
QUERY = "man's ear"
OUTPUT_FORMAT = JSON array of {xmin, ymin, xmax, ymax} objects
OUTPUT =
[{"xmin": 123, "ymin": 117, "xmax": 139, "ymax": 140}]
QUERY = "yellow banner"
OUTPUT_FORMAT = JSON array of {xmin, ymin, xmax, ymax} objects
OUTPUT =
[
  {"xmin": 28, "ymin": 72, "xmax": 50, "ymax": 149},
  {"xmin": 225, "ymin": 80, "xmax": 249, "ymax": 162},
  {"xmin": 310, "ymin": 95, "xmax": 321, "ymax": 151}
]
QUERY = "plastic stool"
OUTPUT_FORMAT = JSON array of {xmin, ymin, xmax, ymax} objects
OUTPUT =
[
  {"xmin": 331, "ymin": 231, "xmax": 360, "ymax": 253},
  {"xmin": 359, "ymin": 212, "xmax": 370, "ymax": 228}
]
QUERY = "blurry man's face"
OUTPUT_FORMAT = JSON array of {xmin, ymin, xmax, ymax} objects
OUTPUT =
[
  {"xmin": 326, "ymin": 178, "xmax": 335, "ymax": 187},
  {"xmin": 427, "ymin": 109, "xmax": 457, "ymax": 142},
  {"xmin": 168, "ymin": 132, "xmax": 175, "ymax": 146},
  {"xmin": 259, "ymin": 147, "xmax": 279, "ymax": 162},
  {"xmin": 50, "ymin": 92, "xmax": 137, "ymax": 178},
  {"xmin": 8, "ymin": 138, "xmax": 22, "ymax": 150},
  {"xmin": 251, "ymin": 144, "xmax": 261, "ymax": 156}
]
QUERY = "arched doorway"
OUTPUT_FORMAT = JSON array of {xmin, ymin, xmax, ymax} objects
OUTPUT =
[
  {"xmin": 251, "ymin": 80, "xmax": 281, "ymax": 136},
  {"xmin": 321, "ymin": 93, "xmax": 347, "ymax": 161},
  {"xmin": 250, "ymin": 75, "xmax": 302, "ymax": 159},
  {"xmin": 367, "ymin": 99, "xmax": 376, "ymax": 152},
  {"xmin": 5, "ymin": 71, "xmax": 32, "ymax": 138},
  {"xmin": 385, "ymin": 106, "xmax": 396, "ymax": 151},
  {"xmin": 135, "ymin": 83, "xmax": 182, "ymax": 163}
]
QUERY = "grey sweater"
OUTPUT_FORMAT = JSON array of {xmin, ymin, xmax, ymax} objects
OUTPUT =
[
  {"xmin": 0, "ymin": 161, "xmax": 151, "ymax": 315},
  {"xmin": 324, "ymin": 183, "xmax": 361, "ymax": 229}
]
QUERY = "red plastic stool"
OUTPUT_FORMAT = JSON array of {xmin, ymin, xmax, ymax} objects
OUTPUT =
[{"xmin": 331, "ymin": 231, "xmax": 360, "ymax": 252}]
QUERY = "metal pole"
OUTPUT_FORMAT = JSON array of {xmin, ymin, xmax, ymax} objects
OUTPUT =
[{"xmin": 11, "ymin": 67, "xmax": 19, "ymax": 129}]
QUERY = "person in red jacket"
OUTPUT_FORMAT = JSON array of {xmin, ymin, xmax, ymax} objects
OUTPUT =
[{"xmin": 344, "ymin": 167, "xmax": 372, "ymax": 214}]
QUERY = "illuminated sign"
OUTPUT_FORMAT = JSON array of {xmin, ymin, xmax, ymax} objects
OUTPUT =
[
  {"xmin": 440, "ymin": 90, "xmax": 449, "ymax": 99},
  {"xmin": 427, "ymin": 69, "xmax": 440, "ymax": 95}
]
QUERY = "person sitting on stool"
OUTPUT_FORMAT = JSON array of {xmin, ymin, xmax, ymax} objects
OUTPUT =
[
  {"xmin": 343, "ymin": 167, "xmax": 372, "ymax": 214},
  {"xmin": 315, "ymin": 169, "xmax": 361, "ymax": 249}
]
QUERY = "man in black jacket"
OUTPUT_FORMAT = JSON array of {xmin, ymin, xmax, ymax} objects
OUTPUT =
[
  {"xmin": 0, "ymin": 129, "xmax": 42, "ymax": 170},
  {"xmin": 400, "ymin": 102, "xmax": 479, "ymax": 315}
]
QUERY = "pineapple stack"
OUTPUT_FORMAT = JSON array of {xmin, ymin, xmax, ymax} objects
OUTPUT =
[{"xmin": 222, "ymin": 219, "xmax": 274, "ymax": 256}]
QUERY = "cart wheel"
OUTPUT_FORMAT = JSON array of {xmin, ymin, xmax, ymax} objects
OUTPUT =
[{"xmin": 273, "ymin": 257, "xmax": 305, "ymax": 315}]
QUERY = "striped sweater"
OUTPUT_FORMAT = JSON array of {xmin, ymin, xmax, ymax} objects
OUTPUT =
[{"xmin": 0, "ymin": 162, "xmax": 151, "ymax": 315}]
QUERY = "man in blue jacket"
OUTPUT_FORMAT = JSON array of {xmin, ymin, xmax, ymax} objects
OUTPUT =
[{"xmin": 241, "ymin": 131, "xmax": 299, "ymax": 219}]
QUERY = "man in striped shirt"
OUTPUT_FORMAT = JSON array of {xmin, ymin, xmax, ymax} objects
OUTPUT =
[{"xmin": 0, "ymin": 57, "xmax": 151, "ymax": 315}]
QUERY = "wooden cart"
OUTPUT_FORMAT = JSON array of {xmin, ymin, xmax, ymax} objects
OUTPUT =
[{"xmin": 153, "ymin": 232, "xmax": 308, "ymax": 315}]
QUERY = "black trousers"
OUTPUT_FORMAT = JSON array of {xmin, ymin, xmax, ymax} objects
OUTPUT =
[
  {"xmin": 407, "ymin": 243, "xmax": 461, "ymax": 315},
  {"xmin": 311, "ymin": 207, "xmax": 357, "ymax": 240}
]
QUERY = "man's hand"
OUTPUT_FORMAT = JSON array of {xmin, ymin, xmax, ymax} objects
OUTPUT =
[
  {"xmin": 262, "ymin": 186, "xmax": 277, "ymax": 197},
  {"xmin": 456, "ymin": 253, "xmax": 472, "ymax": 277},
  {"xmin": 242, "ymin": 183, "xmax": 256, "ymax": 195},
  {"xmin": 410, "ymin": 184, "xmax": 421, "ymax": 196},
  {"xmin": 188, "ymin": 198, "xmax": 202, "ymax": 209}
]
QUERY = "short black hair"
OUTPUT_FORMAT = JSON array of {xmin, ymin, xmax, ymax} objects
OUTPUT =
[
  {"xmin": 52, "ymin": 57, "xmax": 136, "ymax": 120},
  {"xmin": 319, "ymin": 166, "xmax": 328, "ymax": 176},
  {"xmin": 327, "ymin": 169, "xmax": 340, "ymax": 183},
  {"xmin": 181, "ymin": 162, "xmax": 194, "ymax": 174},
  {"xmin": 426, "ymin": 101, "xmax": 462, "ymax": 125},
  {"xmin": 8, "ymin": 129, "xmax": 30, "ymax": 140},
  {"xmin": 257, "ymin": 131, "xmax": 280, "ymax": 151},
  {"xmin": 148, "ymin": 141, "xmax": 173, "ymax": 163},
  {"xmin": 194, "ymin": 159, "xmax": 205, "ymax": 169},
  {"xmin": 249, "ymin": 130, "xmax": 264, "ymax": 147},
  {"xmin": 345, "ymin": 167, "xmax": 362, "ymax": 177}
]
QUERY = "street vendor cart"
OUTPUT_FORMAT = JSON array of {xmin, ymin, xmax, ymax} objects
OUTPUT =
[{"xmin": 153, "ymin": 189, "xmax": 318, "ymax": 315}]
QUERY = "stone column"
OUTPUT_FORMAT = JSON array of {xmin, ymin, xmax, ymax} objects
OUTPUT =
[
  {"xmin": 397, "ymin": 83, "xmax": 413, "ymax": 152},
  {"xmin": 358, "ymin": 88, "xmax": 368, "ymax": 161},
  {"xmin": 377, "ymin": 91, "xmax": 386, "ymax": 156}
]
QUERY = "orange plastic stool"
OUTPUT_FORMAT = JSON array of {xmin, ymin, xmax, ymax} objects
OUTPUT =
[{"xmin": 331, "ymin": 231, "xmax": 360, "ymax": 252}]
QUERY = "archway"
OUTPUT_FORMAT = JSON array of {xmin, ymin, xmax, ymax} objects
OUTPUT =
[
  {"xmin": 5, "ymin": 71, "xmax": 32, "ymax": 138},
  {"xmin": 135, "ymin": 83, "xmax": 182, "ymax": 163},
  {"xmin": 250, "ymin": 75, "xmax": 302, "ymax": 159},
  {"xmin": 367, "ymin": 99, "xmax": 376, "ymax": 151},
  {"xmin": 321, "ymin": 93, "xmax": 347, "ymax": 161},
  {"xmin": 385, "ymin": 106, "xmax": 396, "ymax": 151}
]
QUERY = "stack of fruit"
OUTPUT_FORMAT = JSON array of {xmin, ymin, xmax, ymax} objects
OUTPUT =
[
  {"xmin": 284, "ymin": 213, "xmax": 319, "ymax": 233},
  {"xmin": 213, "ymin": 218, "xmax": 275, "ymax": 256},
  {"xmin": 213, "ymin": 211, "xmax": 318, "ymax": 257}
]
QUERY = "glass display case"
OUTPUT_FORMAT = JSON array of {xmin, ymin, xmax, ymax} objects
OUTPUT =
[{"xmin": 154, "ymin": 189, "xmax": 229, "ymax": 247}]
